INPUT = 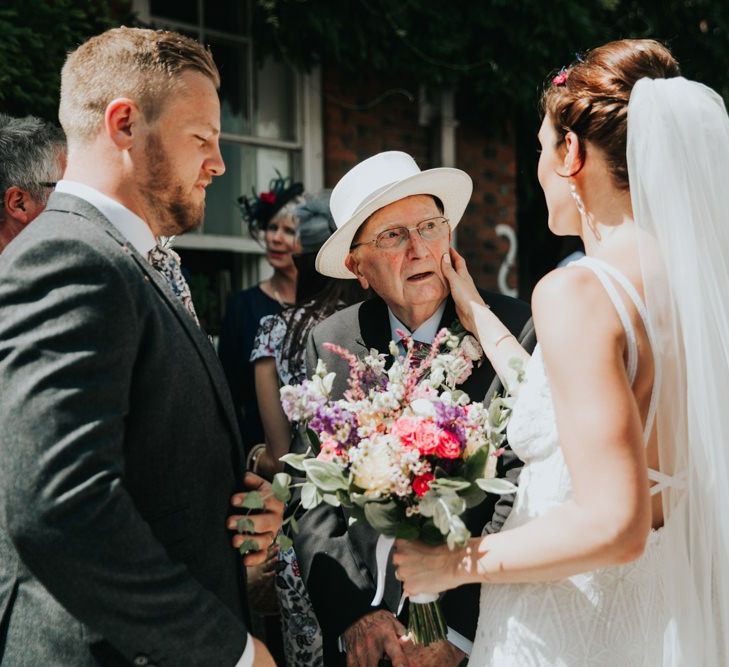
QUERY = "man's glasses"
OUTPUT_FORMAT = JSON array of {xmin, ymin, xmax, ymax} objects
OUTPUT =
[
  {"xmin": 37, "ymin": 182, "xmax": 57, "ymax": 188},
  {"xmin": 350, "ymin": 216, "xmax": 450, "ymax": 250}
]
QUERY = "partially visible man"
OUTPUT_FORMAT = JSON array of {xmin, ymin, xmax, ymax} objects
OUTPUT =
[
  {"xmin": 294, "ymin": 151, "xmax": 534, "ymax": 666},
  {"xmin": 0, "ymin": 28, "xmax": 279, "ymax": 666},
  {"xmin": 0, "ymin": 113, "xmax": 66, "ymax": 252}
]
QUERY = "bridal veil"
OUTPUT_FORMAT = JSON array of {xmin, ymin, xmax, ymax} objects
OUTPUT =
[{"xmin": 628, "ymin": 76, "xmax": 729, "ymax": 666}]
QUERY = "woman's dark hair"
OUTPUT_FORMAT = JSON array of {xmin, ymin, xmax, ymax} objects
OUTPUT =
[
  {"xmin": 281, "ymin": 252, "xmax": 369, "ymax": 374},
  {"xmin": 541, "ymin": 39, "xmax": 680, "ymax": 189}
]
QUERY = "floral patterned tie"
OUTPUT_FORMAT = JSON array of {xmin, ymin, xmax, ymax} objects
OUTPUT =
[{"xmin": 147, "ymin": 244, "xmax": 200, "ymax": 326}]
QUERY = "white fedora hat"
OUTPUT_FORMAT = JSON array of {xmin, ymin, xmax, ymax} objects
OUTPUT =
[{"xmin": 315, "ymin": 151, "xmax": 473, "ymax": 278}]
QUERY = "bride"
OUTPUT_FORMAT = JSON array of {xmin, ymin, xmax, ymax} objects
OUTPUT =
[{"xmin": 393, "ymin": 39, "xmax": 729, "ymax": 665}]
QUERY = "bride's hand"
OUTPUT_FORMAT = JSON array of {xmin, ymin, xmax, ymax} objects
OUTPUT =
[
  {"xmin": 441, "ymin": 248, "xmax": 487, "ymax": 335},
  {"xmin": 392, "ymin": 538, "xmax": 474, "ymax": 597}
]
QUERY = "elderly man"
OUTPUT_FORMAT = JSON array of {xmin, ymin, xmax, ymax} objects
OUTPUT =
[
  {"xmin": 0, "ymin": 28, "xmax": 280, "ymax": 666},
  {"xmin": 293, "ymin": 151, "xmax": 533, "ymax": 666},
  {"xmin": 0, "ymin": 113, "xmax": 66, "ymax": 252}
]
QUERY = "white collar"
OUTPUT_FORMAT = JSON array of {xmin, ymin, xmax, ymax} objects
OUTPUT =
[
  {"xmin": 388, "ymin": 300, "xmax": 447, "ymax": 345},
  {"xmin": 56, "ymin": 180, "xmax": 157, "ymax": 257}
]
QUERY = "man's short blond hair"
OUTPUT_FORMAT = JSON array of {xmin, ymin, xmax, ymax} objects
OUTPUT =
[{"xmin": 59, "ymin": 27, "xmax": 220, "ymax": 144}]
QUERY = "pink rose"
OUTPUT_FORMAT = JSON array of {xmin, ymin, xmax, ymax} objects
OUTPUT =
[
  {"xmin": 435, "ymin": 429, "xmax": 461, "ymax": 459},
  {"xmin": 412, "ymin": 472, "xmax": 435, "ymax": 497},
  {"xmin": 392, "ymin": 416, "xmax": 443, "ymax": 456}
]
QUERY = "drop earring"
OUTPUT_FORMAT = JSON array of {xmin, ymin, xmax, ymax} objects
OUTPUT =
[{"xmin": 569, "ymin": 182, "xmax": 600, "ymax": 241}]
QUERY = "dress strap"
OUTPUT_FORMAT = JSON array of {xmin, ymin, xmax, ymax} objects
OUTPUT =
[
  {"xmin": 571, "ymin": 256, "xmax": 661, "ymax": 445},
  {"xmin": 571, "ymin": 258, "xmax": 639, "ymax": 385}
]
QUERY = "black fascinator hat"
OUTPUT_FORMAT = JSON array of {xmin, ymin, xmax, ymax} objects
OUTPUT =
[{"xmin": 238, "ymin": 171, "xmax": 304, "ymax": 237}]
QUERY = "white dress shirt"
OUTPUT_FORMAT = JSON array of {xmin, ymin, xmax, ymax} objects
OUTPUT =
[{"xmin": 55, "ymin": 180, "xmax": 255, "ymax": 667}]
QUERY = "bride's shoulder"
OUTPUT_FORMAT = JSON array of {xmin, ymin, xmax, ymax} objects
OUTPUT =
[{"xmin": 531, "ymin": 266, "xmax": 622, "ymax": 343}]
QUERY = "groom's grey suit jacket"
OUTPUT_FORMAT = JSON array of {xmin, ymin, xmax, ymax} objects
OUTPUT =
[
  {"xmin": 0, "ymin": 193, "xmax": 249, "ymax": 666},
  {"xmin": 293, "ymin": 292, "xmax": 533, "ymax": 665}
]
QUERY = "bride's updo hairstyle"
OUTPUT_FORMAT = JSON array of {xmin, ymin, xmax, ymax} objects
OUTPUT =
[{"xmin": 542, "ymin": 39, "xmax": 680, "ymax": 188}]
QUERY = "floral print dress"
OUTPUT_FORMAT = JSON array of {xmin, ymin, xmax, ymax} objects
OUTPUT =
[{"xmin": 252, "ymin": 310, "xmax": 324, "ymax": 667}]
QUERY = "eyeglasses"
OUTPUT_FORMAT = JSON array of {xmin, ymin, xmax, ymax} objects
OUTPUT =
[
  {"xmin": 37, "ymin": 182, "xmax": 57, "ymax": 188},
  {"xmin": 350, "ymin": 216, "xmax": 450, "ymax": 250}
]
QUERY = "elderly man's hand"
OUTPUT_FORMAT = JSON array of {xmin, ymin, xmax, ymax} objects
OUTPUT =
[
  {"xmin": 228, "ymin": 472, "xmax": 285, "ymax": 566},
  {"xmin": 402, "ymin": 639, "xmax": 465, "ymax": 667},
  {"xmin": 343, "ymin": 609, "xmax": 410, "ymax": 667},
  {"xmin": 441, "ymin": 248, "xmax": 486, "ymax": 335}
]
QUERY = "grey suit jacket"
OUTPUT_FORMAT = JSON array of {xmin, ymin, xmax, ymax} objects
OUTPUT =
[
  {"xmin": 0, "ymin": 193, "xmax": 249, "ymax": 666},
  {"xmin": 292, "ymin": 292, "xmax": 533, "ymax": 665}
]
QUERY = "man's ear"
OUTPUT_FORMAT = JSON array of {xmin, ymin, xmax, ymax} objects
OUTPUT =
[
  {"xmin": 4, "ymin": 186, "xmax": 33, "ymax": 225},
  {"xmin": 104, "ymin": 98, "xmax": 142, "ymax": 150},
  {"xmin": 563, "ymin": 131, "xmax": 584, "ymax": 176},
  {"xmin": 345, "ymin": 253, "xmax": 370, "ymax": 290}
]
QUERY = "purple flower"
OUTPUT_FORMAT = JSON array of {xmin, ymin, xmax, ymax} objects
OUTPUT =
[{"xmin": 435, "ymin": 402, "xmax": 468, "ymax": 450}]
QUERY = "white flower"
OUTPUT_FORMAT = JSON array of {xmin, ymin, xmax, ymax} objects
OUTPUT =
[
  {"xmin": 311, "ymin": 371, "xmax": 336, "ymax": 399},
  {"xmin": 410, "ymin": 398, "xmax": 437, "ymax": 418},
  {"xmin": 351, "ymin": 436, "xmax": 396, "ymax": 497}
]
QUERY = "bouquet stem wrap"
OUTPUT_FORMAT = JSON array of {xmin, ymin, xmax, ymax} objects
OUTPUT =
[{"xmin": 371, "ymin": 535, "xmax": 446, "ymax": 646}]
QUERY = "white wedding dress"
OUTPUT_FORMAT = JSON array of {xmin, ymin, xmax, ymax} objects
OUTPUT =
[{"xmin": 469, "ymin": 256, "xmax": 677, "ymax": 666}]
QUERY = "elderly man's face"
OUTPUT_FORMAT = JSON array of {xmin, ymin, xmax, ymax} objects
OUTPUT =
[{"xmin": 345, "ymin": 195, "xmax": 451, "ymax": 321}]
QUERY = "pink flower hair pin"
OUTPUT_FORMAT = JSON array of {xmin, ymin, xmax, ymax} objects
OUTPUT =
[{"xmin": 552, "ymin": 67, "xmax": 569, "ymax": 86}]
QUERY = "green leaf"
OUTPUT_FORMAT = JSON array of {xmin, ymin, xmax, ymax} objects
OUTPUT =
[
  {"xmin": 306, "ymin": 428, "xmax": 322, "ymax": 455},
  {"xmin": 238, "ymin": 538, "xmax": 260, "ymax": 555},
  {"xmin": 303, "ymin": 458, "xmax": 349, "ymax": 492},
  {"xmin": 301, "ymin": 482, "xmax": 323, "ymax": 509},
  {"xmin": 288, "ymin": 513, "xmax": 299, "ymax": 534},
  {"xmin": 322, "ymin": 493, "xmax": 341, "ymax": 507},
  {"xmin": 272, "ymin": 472, "xmax": 292, "ymax": 503},
  {"xmin": 476, "ymin": 478, "xmax": 518, "ymax": 495},
  {"xmin": 395, "ymin": 522, "xmax": 420, "ymax": 540},
  {"xmin": 431, "ymin": 478, "xmax": 471, "ymax": 492},
  {"xmin": 363, "ymin": 500, "xmax": 403, "ymax": 536},
  {"xmin": 240, "ymin": 491, "xmax": 264, "ymax": 510},
  {"xmin": 463, "ymin": 446, "xmax": 490, "ymax": 482},
  {"xmin": 276, "ymin": 533, "xmax": 294, "ymax": 551},
  {"xmin": 236, "ymin": 517, "xmax": 255, "ymax": 533},
  {"xmin": 280, "ymin": 452, "xmax": 309, "ymax": 472},
  {"xmin": 461, "ymin": 484, "xmax": 487, "ymax": 508}
]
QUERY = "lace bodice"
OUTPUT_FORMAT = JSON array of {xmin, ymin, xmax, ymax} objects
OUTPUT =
[{"xmin": 469, "ymin": 258, "xmax": 670, "ymax": 666}]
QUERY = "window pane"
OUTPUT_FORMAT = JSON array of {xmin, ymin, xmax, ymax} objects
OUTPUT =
[
  {"xmin": 253, "ymin": 58, "xmax": 297, "ymax": 141},
  {"xmin": 203, "ymin": 142, "xmax": 299, "ymax": 237},
  {"xmin": 204, "ymin": 0, "xmax": 248, "ymax": 34},
  {"xmin": 150, "ymin": 0, "xmax": 197, "ymax": 25},
  {"xmin": 210, "ymin": 38, "xmax": 250, "ymax": 136}
]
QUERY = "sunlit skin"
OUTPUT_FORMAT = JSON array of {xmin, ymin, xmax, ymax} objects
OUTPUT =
[
  {"xmin": 393, "ymin": 114, "xmax": 659, "ymax": 600},
  {"xmin": 345, "ymin": 195, "xmax": 451, "ymax": 331},
  {"xmin": 63, "ymin": 70, "xmax": 225, "ymax": 237}
]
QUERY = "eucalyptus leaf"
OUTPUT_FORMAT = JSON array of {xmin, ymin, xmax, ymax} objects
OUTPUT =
[
  {"xmin": 303, "ymin": 458, "xmax": 349, "ymax": 492},
  {"xmin": 240, "ymin": 491, "xmax": 264, "ymax": 510},
  {"xmin": 322, "ymin": 493, "xmax": 341, "ymax": 507},
  {"xmin": 363, "ymin": 500, "xmax": 402, "ymax": 536},
  {"xmin": 301, "ymin": 482, "xmax": 323, "ymax": 509},
  {"xmin": 272, "ymin": 472, "xmax": 292, "ymax": 503},
  {"xmin": 461, "ymin": 484, "xmax": 487, "ymax": 508},
  {"xmin": 476, "ymin": 478, "xmax": 518, "ymax": 495},
  {"xmin": 238, "ymin": 538, "xmax": 260, "ymax": 555},
  {"xmin": 279, "ymin": 452, "xmax": 309, "ymax": 472},
  {"xmin": 463, "ymin": 446, "xmax": 489, "ymax": 482},
  {"xmin": 236, "ymin": 517, "xmax": 255, "ymax": 533},
  {"xmin": 276, "ymin": 533, "xmax": 294, "ymax": 551},
  {"xmin": 431, "ymin": 478, "xmax": 471, "ymax": 492}
]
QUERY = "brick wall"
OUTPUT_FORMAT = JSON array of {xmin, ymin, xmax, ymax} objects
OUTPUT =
[{"xmin": 321, "ymin": 64, "xmax": 518, "ymax": 293}]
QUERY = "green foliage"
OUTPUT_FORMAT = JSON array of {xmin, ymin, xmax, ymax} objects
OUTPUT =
[
  {"xmin": 253, "ymin": 0, "xmax": 729, "ymax": 116},
  {"xmin": 240, "ymin": 490, "xmax": 264, "ymax": 509},
  {"xmin": 0, "ymin": 0, "xmax": 133, "ymax": 121}
]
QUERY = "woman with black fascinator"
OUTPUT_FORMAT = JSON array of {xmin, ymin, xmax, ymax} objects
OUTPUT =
[{"xmin": 217, "ymin": 174, "xmax": 304, "ymax": 453}]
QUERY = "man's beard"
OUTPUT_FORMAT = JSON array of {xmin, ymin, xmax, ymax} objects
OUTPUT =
[{"xmin": 141, "ymin": 133, "xmax": 205, "ymax": 237}]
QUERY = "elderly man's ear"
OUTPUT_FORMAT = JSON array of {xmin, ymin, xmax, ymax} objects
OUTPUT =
[
  {"xmin": 4, "ymin": 186, "xmax": 44, "ymax": 226},
  {"xmin": 345, "ymin": 253, "xmax": 370, "ymax": 290}
]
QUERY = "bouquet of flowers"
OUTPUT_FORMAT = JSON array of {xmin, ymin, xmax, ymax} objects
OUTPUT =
[{"xmin": 277, "ymin": 325, "xmax": 518, "ymax": 646}]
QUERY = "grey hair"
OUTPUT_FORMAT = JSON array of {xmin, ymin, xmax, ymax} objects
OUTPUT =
[{"xmin": 0, "ymin": 114, "xmax": 66, "ymax": 211}]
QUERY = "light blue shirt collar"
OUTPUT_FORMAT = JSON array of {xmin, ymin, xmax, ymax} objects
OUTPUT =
[
  {"xmin": 56, "ymin": 180, "xmax": 157, "ymax": 258},
  {"xmin": 388, "ymin": 300, "xmax": 447, "ymax": 349}
]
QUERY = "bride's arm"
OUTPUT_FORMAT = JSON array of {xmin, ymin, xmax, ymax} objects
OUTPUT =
[
  {"xmin": 394, "ymin": 267, "xmax": 653, "ymax": 594},
  {"xmin": 441, "ymin": 249, "xmax": 530, "ymax": 392}
]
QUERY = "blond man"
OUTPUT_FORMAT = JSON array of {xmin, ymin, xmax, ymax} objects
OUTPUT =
[{"xmin": 0, "ymin": 28, "xmax": 279, "ymax": 666}]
